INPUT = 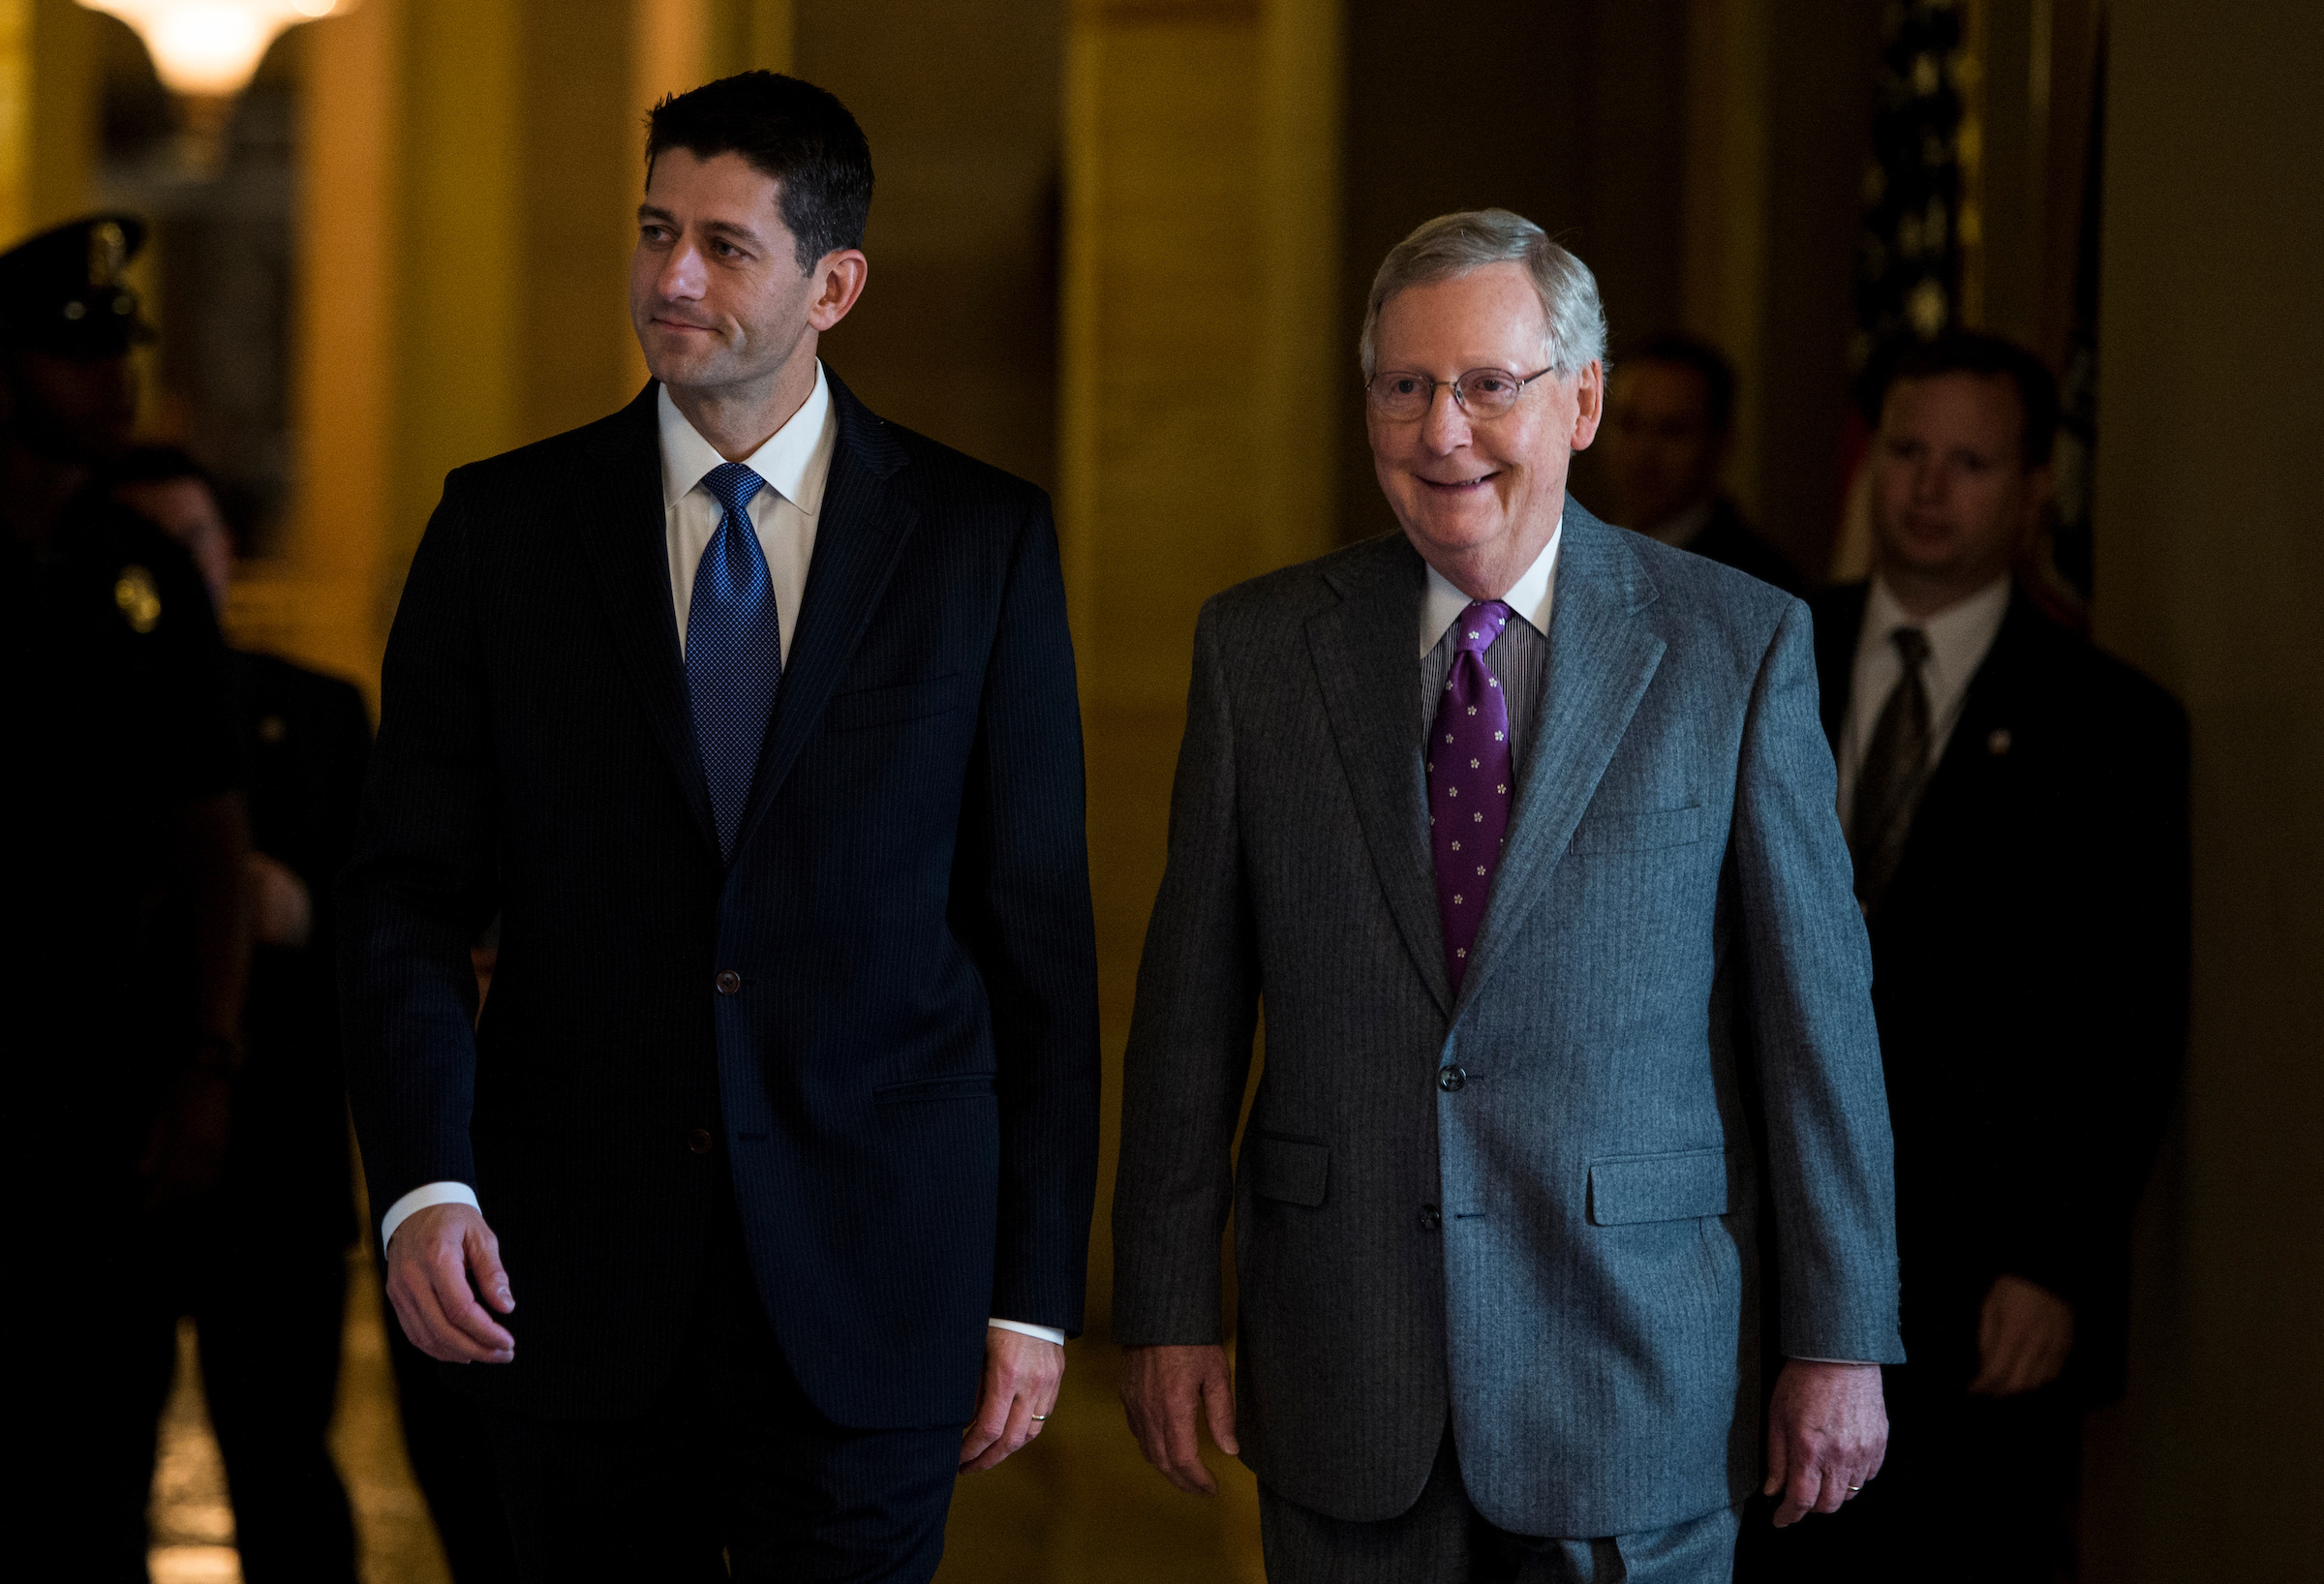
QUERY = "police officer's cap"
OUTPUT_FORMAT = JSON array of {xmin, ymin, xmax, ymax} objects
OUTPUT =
[{"xmin": 0, "ymin": 214, "xmax": 155, "ymax": 359}]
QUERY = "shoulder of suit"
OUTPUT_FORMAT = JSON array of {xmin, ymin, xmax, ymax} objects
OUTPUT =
[
  {"xmin": 2004, "ymin": 602, "xmax": 2186, "ymax": 735},
  {"xmin": 1612, "ymin": 520, "xmax": 1798, "ymax": 639},
  {"xmin": 1203, "ymin": 532, "xmax": 1400, "ymax": 631},
  {"xmin": 437, "ymin": 400, "xmax": 639, "ymax": 505},
  {"xmin": 868, "ymin": 414, "xmax": 1052, "ymax": 519}
]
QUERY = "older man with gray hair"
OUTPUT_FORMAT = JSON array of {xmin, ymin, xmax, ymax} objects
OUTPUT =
[{"xmin": 1112, "ymin": 209, "xmax": 1904, "ymax": 1580}]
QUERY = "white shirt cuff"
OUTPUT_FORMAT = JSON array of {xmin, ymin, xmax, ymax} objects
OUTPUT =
[
  {"xmin": 381, "ymin": 1181, "xmax": 480, "ymax": 1248},
  {"xmin": 988, "ymin": 1318, "xmax": 1067, "ymax": 1345}
]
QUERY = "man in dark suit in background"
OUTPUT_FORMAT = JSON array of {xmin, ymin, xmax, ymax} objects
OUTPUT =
[
  {"xmin": 111, "ymin": 444, "xmax": 371, "ymax": 1583},
  {"xmin": 342, "ymin": 72, "xmax": 1100, "ymax": 1582},
  {"xmin": 127, "ymin": 446, "xmax": 515, "ymax": 1584},
  {"xmin": 2, "ymin": 215, "xmax": 254, "ymax": 1581},
  {"xmin": 1603, "ymin": 333, "xmax": 1804, "ymax": 594},
  {"xmin": 1738, "ymin": 333, "xmax": 2187, "ymax": 1582}
]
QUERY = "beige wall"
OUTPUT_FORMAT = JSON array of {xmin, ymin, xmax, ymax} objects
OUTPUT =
[{"xmin": 2080, "ymin": 2, "xmax": 2324, "ymax": 1576}]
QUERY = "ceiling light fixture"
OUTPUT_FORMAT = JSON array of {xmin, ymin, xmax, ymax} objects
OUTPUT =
[{"xmin": 78, "ymin": 0, "xmax": 354, "ymax": 100}]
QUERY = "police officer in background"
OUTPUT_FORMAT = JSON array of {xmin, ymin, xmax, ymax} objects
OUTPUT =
[
  {"xmin": 109, "ymin": 445, "xmax": 518, "ymax": 1582},
  {"xmin": 0, "ymin": 216, "xmax": 253, "ymax": 1578},
  {"xmin": 109, "ymin": 444, "xmax": 370, "ymax": 1584}
]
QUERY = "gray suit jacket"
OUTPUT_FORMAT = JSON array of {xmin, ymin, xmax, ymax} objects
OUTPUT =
[{"xmin": 1112, "ymin": 505, "xmax": 1904, "ymax": 1538}]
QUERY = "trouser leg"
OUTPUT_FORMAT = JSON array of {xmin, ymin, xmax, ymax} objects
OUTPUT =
[
  {"xmin": 41, "ymin": 1220, "xmax": 180, "ymax": 1583},
  {"xmin": 1258, "ymin": 1429, "xmax": 1475, "ymax": 1584},
  {"xmin": 192, "ymin": 1241, "xmax": 358, "ymax": 1584},
  {"xmin": 486, "ymin": 1197, "xmax": 961, "ymax": 1584},
  {"xmin": 1261, "ymin": 1429, "xmax": 1740, "ymax": 1584},
  {"xmin": 386, "ymin": 1304, "xmax": 518, "ymax": 1584}
]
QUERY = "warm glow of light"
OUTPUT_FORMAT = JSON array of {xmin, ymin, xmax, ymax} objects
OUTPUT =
[{"xmin": 77, "ymin": 1, "xmax": 355, "ymax": 98}]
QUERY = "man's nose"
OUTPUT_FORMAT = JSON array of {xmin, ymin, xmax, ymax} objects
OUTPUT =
[
  {"xmin": 1419, "ymin": 384, "xmax": 1472, "ymax": 452},
  {"xmin": 1911, "ymin": 456, "xmax": 1948, "ymax": 503},
  {"xmin": 658, "ymin": 240, "xmax": 708, "ymax": 301}
]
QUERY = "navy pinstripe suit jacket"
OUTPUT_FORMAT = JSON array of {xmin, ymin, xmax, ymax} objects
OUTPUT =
[
  {"xmin": 1114, "ymin": 508, "xmax": 1904, "ymax": 1538},
  {"xmin": 342, "ymin": 373, "xmax": 1100, "ymax": 1428}
]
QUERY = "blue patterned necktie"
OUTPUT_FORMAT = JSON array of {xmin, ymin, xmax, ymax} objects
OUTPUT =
[{"xmin": 685, "ymin": 462, "xmax": 778, "ymax": 859}]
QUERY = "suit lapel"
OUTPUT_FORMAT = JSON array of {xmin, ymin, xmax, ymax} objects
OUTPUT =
[
  {"xmin": 1453, "ymin": 508, "xmax": 1665, "ymax": 1020},
  {"xmin": 580, "ymin": 383, "xmax": 720, "ymax": 858},
  {"xmin": 728, "ymin": 372, "xmax": 918, "ymax": 857},
  {"xmin": 1306, "ymin": 536, "xmax": 1453, "ymax": 1017}
]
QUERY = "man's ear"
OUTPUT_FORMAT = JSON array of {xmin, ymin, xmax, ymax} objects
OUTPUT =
[
  {"xmin": 806, "ymin": 249, "xmax": 870, "ymax": 333},
  {"xmin": 1570, "ymin": 360, "xmax": 1605, "ymax": 450}
]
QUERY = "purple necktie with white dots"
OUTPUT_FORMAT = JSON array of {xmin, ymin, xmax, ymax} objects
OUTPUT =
[{"xmin": 1428, "ymin": 599, "xmax": 1514, "ymax": 992}]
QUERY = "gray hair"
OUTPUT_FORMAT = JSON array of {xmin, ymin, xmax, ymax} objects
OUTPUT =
[{"xmin": 1358, "ymin": 209, "xmax": 1608, "ymax": 381}]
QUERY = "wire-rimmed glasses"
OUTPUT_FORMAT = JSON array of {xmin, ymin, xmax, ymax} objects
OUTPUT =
[{"xmin": 1364, "ymin": 365, "xmax": 1556, "ymax": 421}]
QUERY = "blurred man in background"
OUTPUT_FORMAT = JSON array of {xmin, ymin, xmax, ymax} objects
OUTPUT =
[
  {"xmin": 111, "ymin": 444, "xmax": 376, "ymax": 1583},
  {"xmin": 1602, "ymin": 333, "xmax": 1803, "ymax": 594},
  {"xmin": 1737, "ymin": 332, "xmax": 2187, "ymax": 1582},
  {"xmin": 0, "ymin": 215, "xmax": 252, "ymax": 1580}
]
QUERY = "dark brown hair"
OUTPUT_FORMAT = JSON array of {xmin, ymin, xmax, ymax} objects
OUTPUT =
[{"xmin": 645, "ymin": 72, "xmax": 873, "ymax": 272}]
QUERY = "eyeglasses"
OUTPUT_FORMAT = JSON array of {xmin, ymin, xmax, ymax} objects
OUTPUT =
[{"xmin": 1365, "ymin": 365, "xmax": 1556, "ymax": 422}]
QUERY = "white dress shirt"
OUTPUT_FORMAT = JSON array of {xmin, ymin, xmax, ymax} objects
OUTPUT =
[
  {"xmin": 381, "ymin": 361, "xmax": 1063, "ymax": 1346},
  {"xmin": 1419, "ymin": 517, "xmax": 1561, "ymax": 655},
  {"xmin": 1834, "ymin": 574, "xmax": 2012, "ymax": 829},
  {"xmin": 660, "ymin": 364, "xmax": 834, "ymax": 661}
]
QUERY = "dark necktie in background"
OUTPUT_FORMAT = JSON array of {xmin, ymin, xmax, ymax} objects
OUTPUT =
[
  {"xmin": 1428, "ymin": 599, "xmax": 1514, "ymax": 992},
  {"xmin": 684, "ymin": 462, "xmax": 778, "ymax": 860},
  {"xmin": 1850, "ymin": 624, "xmax": 1932, "ymax": 915}
]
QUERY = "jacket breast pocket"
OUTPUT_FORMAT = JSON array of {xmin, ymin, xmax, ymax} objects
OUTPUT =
[
  {"xmin": 1572, "ymin": 805, "xmax": 1707, "ymax": 853},
  {"xmin": 828, "ymin": 673, "xmax": 965, "ymax": 732},
  {"xmin": 1243, "ymin": 1133, "xmax": 1330, "ymax": 1207},
  {"xmin": 1587, "ymin": 1147, "xmax": 1732, "ymax": 1225}
]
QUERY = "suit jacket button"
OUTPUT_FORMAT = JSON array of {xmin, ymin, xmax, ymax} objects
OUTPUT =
[
  {"xmin": 715, "ymin": 970, "xmax": 742, "ymax": 995},
  {"xmin": 1438, "ymin": 1065, "xmax": 1466, "ymax": 1092},
  {"xmin": 687, "ymin": 1128, "xmax": 715, "ymax": 1154},
  {"xmin": 1420, "ymin": 1203, "xmax": 1442, "ymax": 1230}
]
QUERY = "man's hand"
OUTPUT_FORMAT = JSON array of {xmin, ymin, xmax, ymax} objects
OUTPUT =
[
  {"xmin": 384, "ymin": 1203, "xmax": 516, "ymax": 1363},
  {"xmin": 1971, "ymin": 1274, "xmax": 2074, "ymax": 1396},
  {"xmin": 961, "ymin": 1327, "xmax": 1064, "ymax": 1473},
  {"xmin": 1121, "ymin": 1343, "xmax": 1239, "ymax": 1495},
  {"xmin": 1763, "ymin": 1359, "xmax": 1887, "ymax": 1525},
  {"xmin": 247, "ymin": 853, "xmax": 313, "ymax": 949}
]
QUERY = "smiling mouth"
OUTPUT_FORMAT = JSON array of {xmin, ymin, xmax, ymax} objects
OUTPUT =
[{"xmin": 1420, "ymin": 472, "xmax": 1499, "ymax": 491}]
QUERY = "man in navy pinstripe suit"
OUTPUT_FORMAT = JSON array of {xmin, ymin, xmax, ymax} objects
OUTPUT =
[{"xmin": 342, "ymin": 73, "xmax": 1100, "ymax": 1582}]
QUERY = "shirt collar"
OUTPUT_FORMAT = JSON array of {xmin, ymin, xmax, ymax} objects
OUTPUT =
[
  {"xmin": 657, "ymin": 359, "xmax": 835, "ymax": 516},
  {"xmin": 1861, "ymin": 571, "xmax": 2012, "ymax": 692},
  {"xmin": 1419, "ymin": 516, "xmax": 1562, "ymax": 657}
]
